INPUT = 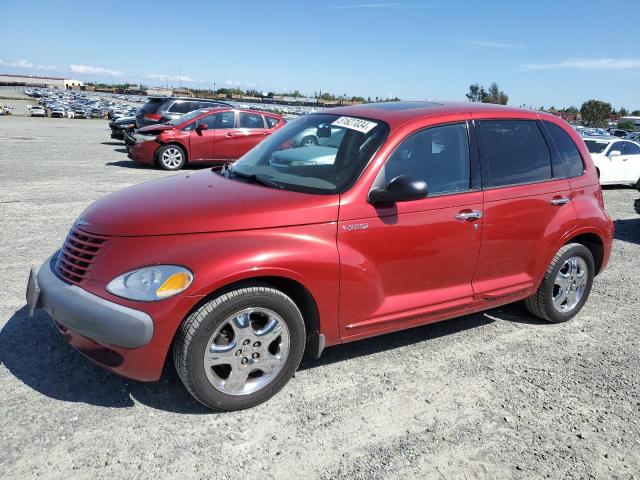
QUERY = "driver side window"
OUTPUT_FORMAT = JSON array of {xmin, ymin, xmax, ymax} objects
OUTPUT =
[{"xmin": 379, "ymin": 123, "xmax": 471, "ymax": 196}]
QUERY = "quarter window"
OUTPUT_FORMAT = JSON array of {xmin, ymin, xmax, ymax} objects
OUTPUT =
[
  {"xmin": 479, "ymin": 120, "xmax": 552, "ymax": 187},
  {"xmin": 544, "ymin": 121, "xmax": 585, "ymax": 178},
  {"xmin": 265, "ymin": 116, "xmax": 280, "ymax": 128},
  {"xmin": 379, "ymin": 123, "xmax": 470, "ymax": 195},
  {"xmin": 168, "ymin": 101, "xmax": 193, "ymax": 114},
  {"xmin": 239, "ymin": 112, "xmax": 265, "ymax": 129}
]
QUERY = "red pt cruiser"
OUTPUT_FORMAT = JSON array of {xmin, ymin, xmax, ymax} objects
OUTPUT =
[
  {"xmin": 127, "ymin": 107, "xmax": 284, "ymax": 170},
  {"xmin": 27, "ymin": 102, "xmax": 613, "ymax": 411}
]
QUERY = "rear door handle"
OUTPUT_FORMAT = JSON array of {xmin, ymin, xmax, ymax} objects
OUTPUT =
[
  {"xmin": 550, "ymin": 197, "xmax": 570, "ymax": 206},
  {"xmin": 225, "ymin": 132, "xmax": 234, "ymax": 138},
  {"xmin": 455, "ymin": 210, "xmax": 483, "ymax": 221}
]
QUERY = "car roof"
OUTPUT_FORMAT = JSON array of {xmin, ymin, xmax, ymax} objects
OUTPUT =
[{"xmin": 321, "ymin": 101, "xmax": 552, "ymax": 129}]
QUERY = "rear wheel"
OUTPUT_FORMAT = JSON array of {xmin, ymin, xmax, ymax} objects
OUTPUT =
[
  {"xmin": 156, "ymin": 144, "xmax": 186, "ymax": 170},
  {"xmin": 174, "ymin": 286, "xmax": 306, "ymax": 411},
  {"xmin": 525, "ymin": 243, "xmax": 595, "ymax": 323}
]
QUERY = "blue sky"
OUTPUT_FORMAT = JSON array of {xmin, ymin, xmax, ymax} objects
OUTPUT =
[{"xmin": 1, "ymin": 0, "xmax": 639, "ymax": 109}]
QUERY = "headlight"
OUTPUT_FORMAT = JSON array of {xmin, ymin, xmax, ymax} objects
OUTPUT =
[{"xmin": 106, "ymin": 265, "xmax": 193, "ymax": 301}]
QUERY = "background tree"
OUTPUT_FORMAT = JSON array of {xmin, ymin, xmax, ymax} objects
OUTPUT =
[
  {"xmin": 618, "ymin": 106, "xmax": 629, "ymax": 117},
  {"xmin": 466, "ymin": 82, "xmax": 508, "ymax": 104},
  {"xmin": 484, "ymin": 82, "xmax": 509, "ymax": 105},
  {"xmin": 580, "ymin": 100, "xmax": 613, "ymax": 127},
  {"xmin": 466, "ymin": 83, "xmax": 487, "ymax": 102},
  {"xmin": 617, "ymin": 120, "xmax": 635, "ymax": 131}
]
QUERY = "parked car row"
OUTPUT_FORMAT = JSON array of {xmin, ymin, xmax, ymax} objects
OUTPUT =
[{"xmin": 25, "ymin": 88, "xmax": 139, "ymax": 119}]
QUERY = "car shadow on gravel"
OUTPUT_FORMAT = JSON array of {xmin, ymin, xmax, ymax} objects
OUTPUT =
[
  {"xmin": 299, "ymin": 302, "xmax": 545, "ymax": 371},
  {"xmin": 614, "ymin": 217, "xmax": 640, "ymax": 245},
  {"xmin": 105, "ymin": 160, "xmax": 149, "ymax": 169},
  {"xmin": 0, "ymin": 306, "xmax": 210, "ymax": 414},
  {"xmin": 2, "ymin": 302, "xmax": 544, "ymax": 413}
]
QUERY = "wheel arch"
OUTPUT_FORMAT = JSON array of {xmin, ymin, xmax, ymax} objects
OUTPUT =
[
  {"xmin": 156, "ymin": 141, "xmax": 189, "ymax": 164},
  {"xmin": 564, "ymin": 232, "xmax": 605, "ymax": 275},
  {"xmin": 177, "ymin": 275, "xmax": 323, "ymax": 358}
]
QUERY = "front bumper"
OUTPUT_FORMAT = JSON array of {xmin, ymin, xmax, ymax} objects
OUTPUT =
[{"xmin": 28, "ymin": 253, "xmax": 154, "ymax": 349}]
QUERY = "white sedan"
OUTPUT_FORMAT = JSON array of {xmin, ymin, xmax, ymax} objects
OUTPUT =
[{"xmin": 584, "ymin": 137, "xmax": 640, "ymax": 187}]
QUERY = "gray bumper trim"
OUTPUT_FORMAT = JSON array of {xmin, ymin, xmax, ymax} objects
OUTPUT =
[{"xmin": 36, "ymin": 253, "xmax": 154, "ymax": 348}]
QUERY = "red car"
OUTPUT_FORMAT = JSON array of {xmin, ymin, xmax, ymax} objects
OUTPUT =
[
  {"xmin": 28, "ymin": 102, "xmax": 613, "ymax": 411},
  {"xmin": 127, "ymin": 107, "xmax": 284, "ymax": 170}
]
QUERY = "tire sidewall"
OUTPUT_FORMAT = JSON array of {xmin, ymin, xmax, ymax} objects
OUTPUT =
[
  {"xmin": 543, "ymin": 245, "xmax": 595, "ymax": 323},
  {"xmin": 156, "ymin": 144, "xmax": 186, "ymax": 171},
  {"xmin": 185, "ymin": 289, "xmax": 306, "ymax": 411}
]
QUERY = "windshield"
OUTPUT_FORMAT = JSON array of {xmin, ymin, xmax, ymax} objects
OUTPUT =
[
  {"xmin": 227, "ymin": 113, "xmax": 389, "ymax": 194},
  {"xmin": 168, "ymin": 109, "xmax": 211, "ymax": 126},
  {"xmin": 584, "ymin": 140, "xmax": 610, "ymax": 154}
]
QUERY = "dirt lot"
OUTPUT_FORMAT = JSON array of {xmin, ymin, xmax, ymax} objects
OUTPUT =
[{"xmin": 1, "ymin": 115, "xmax": 639, "ymax": 480}]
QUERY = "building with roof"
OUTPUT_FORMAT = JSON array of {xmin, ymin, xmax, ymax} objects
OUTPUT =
[{"xmin": 0, "ymin": 73, "xmax": 83, "ymax": 89}]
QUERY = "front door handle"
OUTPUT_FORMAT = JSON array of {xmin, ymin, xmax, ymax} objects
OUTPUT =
[
  {"xmin": 225, "ymin": 132, "xmax": 234, "ymax": 138},
  {"xmin": 550, "ymin": 197, "xmax": 570, "ymax": 206},
  {"xmin": 455, "ymin": 210, "xmax": 483, "ymax": 221}
]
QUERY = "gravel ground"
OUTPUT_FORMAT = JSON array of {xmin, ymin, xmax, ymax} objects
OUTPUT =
[{"xmin": 1, "ymin": 116, "xmax": 639, "ymax": 480}]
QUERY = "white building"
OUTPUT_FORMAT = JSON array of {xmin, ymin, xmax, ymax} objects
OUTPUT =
[
  {"xmin": 0, "ymin": 74, "xmax": 83, "ymax": 89},
  {"xmin": 619, "ymin": 116, "xmax": 640, "ymax": 128}
]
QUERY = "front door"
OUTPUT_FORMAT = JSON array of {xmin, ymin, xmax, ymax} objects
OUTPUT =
[
  {"xmin": 189, "ymin": 113, "xmax": 218, "ymax": 161},
  {"xmin": 217, "ymin": 111, "xmax": 269, "ymax": 160},
  {"xmin": 337, "ymin": 122, "xmax": 483, "ymax": 340}
]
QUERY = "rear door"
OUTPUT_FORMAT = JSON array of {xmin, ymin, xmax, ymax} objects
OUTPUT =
[
  {"xmin": 471, "ymin": 118, "xmax": 577, "ymax": 303},
  {"xmin": 218, "ymin": 111, "xmax": 270, "ymax": 160}
]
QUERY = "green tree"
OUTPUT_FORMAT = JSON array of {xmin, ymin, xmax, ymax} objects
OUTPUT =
[
  {"xmin": 350, "ymin": 96, "xmax": 365, "ymax": 102},
  {"xmin": 617, "ymin": 120, "xmax": 635, "ymax": 131},
  {"xmin": 484, "ymin": 82, "xmax": 509, "ymax": 105},
  {"xmin": 618, "ymin": 106, "xmax": 629, "ymax": 117},
  {"xmin": 631, "ymin": 110, "xmax": 640, "ymax": 116},
  {"xmin": 580, "ymin": 100, "xmax": 613, "ymax": 127},
  {"xmin": 466, "ymin": 82, "xmax": 508, "ymax": 104},
  {"xmin": 466, "ymin": 83, "xmax": 487, "ymax": 102}
]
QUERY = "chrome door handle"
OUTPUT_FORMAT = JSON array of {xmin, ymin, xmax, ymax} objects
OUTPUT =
[
  {"xmin": 550, "ymin": 197, "xmax": 570, "ymax": 206},
  {"xmin": 455, "ymin": 210, "xmax": 483, "ymax": 221}
]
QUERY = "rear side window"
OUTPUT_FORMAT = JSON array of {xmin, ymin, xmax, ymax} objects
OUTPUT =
[
  {"xmin": 622, "ymin": 141, "xmax": 640, "ymax": 155},
  {"xmin": 265, "ymin": 116, "xmax": 280, "ymax": 128},
  {"xmin": 479, "ymin": 120, "xmax": 552, "ymax": 187},
  {"xmin": 239, "ymin": 112, "xmax": 264, "ymax": 129},
  {"xmin": 380, "ymin": 123, "xmax": 470, "ymax": 195},
  {"xmin": 168, "ymin": 101, "xmax": 193, "ymax": 114},
  {"xmin": 544, "ymin": 121, "xmax": 585, "ymax": 178},
  {"xmin": 140, "ymin": 98, "xmax": 163, "ymax": 114}
]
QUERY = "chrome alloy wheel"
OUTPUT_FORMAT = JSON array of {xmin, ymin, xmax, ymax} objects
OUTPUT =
[
  {"xmin": 203, "ymin": 308, "xmax": 290, "ymax": 396},
  {"xmin": 552, "ymin": 256, "xmax": 588, "ymax": 313},
  {"xmin": 161, "ymin": 147, "xmax": 183, "ymax": 168}
]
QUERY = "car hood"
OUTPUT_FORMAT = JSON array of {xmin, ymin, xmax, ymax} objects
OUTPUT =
[{"xmin": 78, "ymin": 169, "xmax": 339, "ymax": 236}]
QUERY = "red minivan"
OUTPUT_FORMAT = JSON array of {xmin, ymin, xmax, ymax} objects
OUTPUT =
[
  {"xmin": 127, "ymin": 107, "xmax": 284, "ymax": 170},
  {"xmin": 27, "ymin": 102, "xmax": 613, "ymax": 411}
]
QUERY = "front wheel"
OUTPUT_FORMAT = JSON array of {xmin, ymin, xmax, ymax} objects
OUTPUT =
[
  {"xmin": 173, "ymin": 286, "xmax": 306, "ymax": 411},
  {"xmin": 156, "ymin": 144, "xmax": 186, "ymax": 170},
  {"xmin": 524, "ymin": 243, "xmax": 595, "ymax": 323}
]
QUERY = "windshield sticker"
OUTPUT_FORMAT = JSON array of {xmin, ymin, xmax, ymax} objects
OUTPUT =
[{"xmin": 331, "ymin": 117, "xmax": 378, "ymax": 134}]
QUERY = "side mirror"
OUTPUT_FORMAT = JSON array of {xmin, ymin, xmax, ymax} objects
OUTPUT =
[
  {"xmin": 609, "ymin": 150, "xmax": 621, "ymax": 158},
  {"xmin": 196, "ymin": 123, "xmax": 208, "ymax": 134},
  {"xmin": 368, "ymin": 175, "xmax": 428, "ymax": 205}
]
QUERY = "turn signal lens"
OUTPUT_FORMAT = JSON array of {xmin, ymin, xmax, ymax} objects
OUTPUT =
[{"xmin": 156, "ymin": 272, "xmax": 193, "ymax": 299}]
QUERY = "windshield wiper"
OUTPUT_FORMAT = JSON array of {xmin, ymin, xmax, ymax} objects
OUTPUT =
[{"xmin": 228, "ymin": 168, "xmax": 284, "ymax": 190}]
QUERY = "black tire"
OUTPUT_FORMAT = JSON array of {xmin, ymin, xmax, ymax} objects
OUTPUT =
[
  {"xmin": 173, "ymin": 285, "xmax": 306, "ymax": 411},
  {"xmin": 300, "ymin": 135, "xmax": 318, "ymax": 147},
  {"xmin": 156, "ymin": 144, "xmax": 186, "ymax": 171},
  {"xmin": 524, "ymin": 243, "xmax": 595, "ymax": 323}
]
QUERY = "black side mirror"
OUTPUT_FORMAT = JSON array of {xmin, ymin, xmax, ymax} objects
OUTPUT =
[
  {"xmin": 196, "ymin": 123, "xmax": 208, "ymax": 134},
  {"xmin": 368, "ymin": 175, "xmax": 428, "ymax": 205}
]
